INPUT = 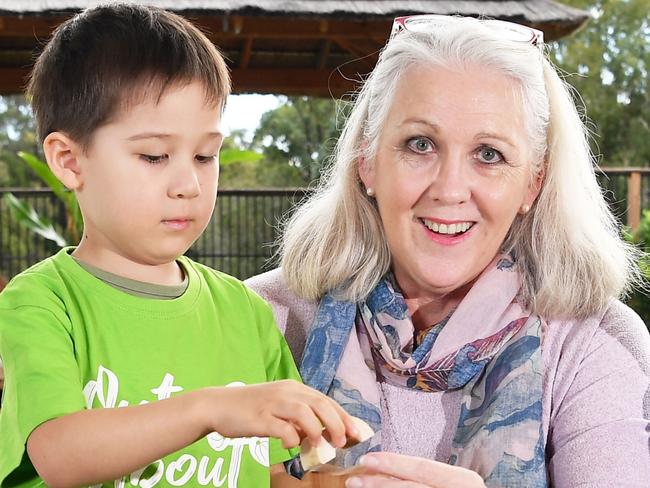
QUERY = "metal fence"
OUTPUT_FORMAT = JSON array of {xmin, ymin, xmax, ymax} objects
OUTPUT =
[
  {"xmin": 0, "ymin": 169, "xmax": 648, "ymax": 281},
  {"xmin": 0, "ymin": 188, "xmax": 309, "ymax": 280}
]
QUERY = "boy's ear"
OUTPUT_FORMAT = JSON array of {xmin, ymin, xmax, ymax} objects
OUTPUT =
[{"xmin": 42, "ymin": 131, "xmax": 84, "ymax": 191}]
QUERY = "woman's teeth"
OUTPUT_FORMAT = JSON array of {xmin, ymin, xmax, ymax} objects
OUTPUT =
[{"xmin": 421, "ymin": 219, "xmax": 473, "ymax": 235}]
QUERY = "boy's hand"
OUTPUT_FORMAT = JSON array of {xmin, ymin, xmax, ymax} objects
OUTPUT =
[{"xmin": 202, "ymin": 380, "xmax": 359, "ymax": 449}]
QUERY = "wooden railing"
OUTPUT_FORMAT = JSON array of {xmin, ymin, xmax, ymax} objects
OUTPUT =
[{"xmin": 598, "ymin": 167, "xmax": 650, "ymax": 230}]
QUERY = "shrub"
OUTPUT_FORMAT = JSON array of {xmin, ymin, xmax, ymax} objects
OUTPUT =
[{"xmin": 625, "ymin": 210, "xmax": 650, "ymax": 328}]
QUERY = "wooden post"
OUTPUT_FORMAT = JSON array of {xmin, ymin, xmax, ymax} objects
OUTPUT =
[{"xmin": 628, "ymin": 171, "xmax": 641, "ymax": 231}]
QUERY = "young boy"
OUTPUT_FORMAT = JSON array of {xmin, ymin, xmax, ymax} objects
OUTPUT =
[{"xmin": 0, "ymin": 5, "xmax": 355, "ymax": 487}]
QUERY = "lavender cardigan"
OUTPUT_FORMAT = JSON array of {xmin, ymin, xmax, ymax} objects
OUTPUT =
[{"xmin": 246, "ymin": 268, "xmax": 650, "ymax": 487}]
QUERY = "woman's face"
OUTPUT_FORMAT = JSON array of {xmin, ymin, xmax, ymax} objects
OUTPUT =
[{"xmin": 359, "ymin": 63, "xmax": 542, "ymax": 300}]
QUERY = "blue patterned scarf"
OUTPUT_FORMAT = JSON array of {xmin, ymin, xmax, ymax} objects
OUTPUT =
[{"xmin": 299, "ymin": 255, "xmax": 547, "ymax": 487}]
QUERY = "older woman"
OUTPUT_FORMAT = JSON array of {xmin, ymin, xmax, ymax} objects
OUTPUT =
[{"xmin": 248, "ymin": 15, "xmax": 650, "ymax": 488}]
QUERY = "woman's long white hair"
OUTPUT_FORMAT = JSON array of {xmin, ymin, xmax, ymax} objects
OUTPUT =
[{"xmin": 279, "ymin": 16, "xmax": 642, "ymax": 320}]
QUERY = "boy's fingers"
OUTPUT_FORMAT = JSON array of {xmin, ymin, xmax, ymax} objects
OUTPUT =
[
  {"xmin": 322, "ymin": 413, "xmax": 373, "ymax": 448},
  {"xmin": 265, "ymin": 417, "xmax": 301, "ymax": 449},
  {"xmin": 309, "ymin": 399, "xmax": 347, "ymax": 447},
  {"xmin": 277, "ymin": 402, "xmax": 324, "ymax": 444},
  {"xmin": 327, "ymin": 399, "xmax": 361, "ymax": 443},
  {"xmin": 311, "ymin": 394, "xmax": 360, "ymax": 447},
  {"xmin": 275, "ymin": 384, "xmax": 360, "ymax": 448}
]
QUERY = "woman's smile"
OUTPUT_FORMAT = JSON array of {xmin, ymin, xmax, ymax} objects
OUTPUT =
[{"xmin": 419, "ymin": 217, "xmax": 476, "ymax": 245}]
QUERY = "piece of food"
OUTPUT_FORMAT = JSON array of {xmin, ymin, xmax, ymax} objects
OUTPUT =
[
  {"xmin": 299, "ymin": 416, "xmax": 375, "ymax": 471},
  {"xmin": 343, "ymin": 416, "xmax": 374, "ymax": 448},
  {"xmin": 300, "ymin": 436, "xmax": 337, "ymax": 471}
]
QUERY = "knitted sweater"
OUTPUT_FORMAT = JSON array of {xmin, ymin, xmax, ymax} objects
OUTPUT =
[{"xmin": 247, "ymin": 268, "xmax": 650, "ymax": 487}]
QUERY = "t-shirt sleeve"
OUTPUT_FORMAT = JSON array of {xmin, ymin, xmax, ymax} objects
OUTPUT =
[
  {"xmin": 245, "ymin": 286, "xmax": 302, "ymax": 466},
  {"xmin": 547, "ymin": 302, "xmax": 650, "ymax": 487},
  {"xmin": 0, "ymin": 278, "xmax": 86, "ymax": 485}
]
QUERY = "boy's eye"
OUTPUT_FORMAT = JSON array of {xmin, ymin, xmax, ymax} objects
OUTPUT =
[
  {"xmin": 140, "ymin": 154, "xmax": 168, "ymax": 164},
  {"xmin": 406, "ymin": 137, "xmax": 434, "ymax": 154},
  {"xmin": 476, "ymin": 146, "xmax": 504, "ymax": 164},
  {"xmin": 196, "ymin": 154, "xmax": 217, "ymax": 164}
]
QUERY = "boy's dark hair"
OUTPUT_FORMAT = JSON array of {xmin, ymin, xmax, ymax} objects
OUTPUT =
[{"xmin": 28, "ymin": 3, "xmax": 231, "ymax": 146}]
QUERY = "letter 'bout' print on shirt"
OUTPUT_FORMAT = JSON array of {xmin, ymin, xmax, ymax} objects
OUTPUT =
[{"xmin": 83, "ymin": 366, "xmax": 269, "ymax": 487}]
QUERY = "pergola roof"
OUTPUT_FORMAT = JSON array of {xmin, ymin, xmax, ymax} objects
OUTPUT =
[{"xmin": 0, "ymin": 0, "xmax": 589, "ymax": 96}]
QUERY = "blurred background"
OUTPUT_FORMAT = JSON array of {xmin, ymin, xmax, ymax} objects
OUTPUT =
[{"xmin": 0, "ymin": 0, "xmax": 647, "ymax": 322}]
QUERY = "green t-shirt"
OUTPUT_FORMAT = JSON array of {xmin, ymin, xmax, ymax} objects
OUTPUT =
[{"xmin": 0, "ymin": 249, "xmax": 300, "ymax": 487}]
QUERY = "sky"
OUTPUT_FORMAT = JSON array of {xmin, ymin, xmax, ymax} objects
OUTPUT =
[{"xmin": 221, "ymin": 94, "xmax": 282, "ymax": 140}]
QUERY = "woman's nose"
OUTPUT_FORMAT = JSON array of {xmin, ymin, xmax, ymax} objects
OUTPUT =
[{"xmin": 427, "ymin": 153, "xmax": 471, "ymax": 205}]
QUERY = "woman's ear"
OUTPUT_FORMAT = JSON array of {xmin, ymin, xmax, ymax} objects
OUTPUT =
[
  {"xmin": 357, "ymin": 142, "xmax": 375, "ymax": 190},
  {"xmin": 522, "ymin": 162, "xmax": 546, "ymax": 212},
  {"xmin": 42, "ymin": 132, "xmax": 84, "ymax": 191}
]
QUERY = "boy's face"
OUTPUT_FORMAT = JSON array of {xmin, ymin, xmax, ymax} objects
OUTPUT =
[{"xmin": 73, "ymin": 81, "xmax": 223, "ymax": 267}]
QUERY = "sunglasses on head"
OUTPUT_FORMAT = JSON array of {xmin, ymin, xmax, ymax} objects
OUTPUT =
[{"xmin": 390, "ymin": 15, "xmax": 544, "ymax": 48}]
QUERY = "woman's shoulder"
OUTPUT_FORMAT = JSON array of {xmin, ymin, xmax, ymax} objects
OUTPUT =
[
  {"xmin": 245, "ymin": 268, "xmax": 291, "ymax": 303},
  {"xmin": 591, "ymin": 299, "xmax": 650, "ymax": 374},
  {"xmin": 245, "ymin": 268, "xmax": 318, "ymax": 359},
  {"xmin": 599, "ymin": 299, "xmax": 649, "ymax": 343},
  {"xmin": 544, "ymin": 299, "xmax": 649, "ymax": 368},
  {"xmin": 245, "ymin": 268, "xmax": 313, "ymax": 313},
  {"xmin": 543, "ymin": 299, "xmax": 650, "ymax": 424},
  {"xmin": 543, "ymin": 300, "xmax": 650, "ymax": 483}
]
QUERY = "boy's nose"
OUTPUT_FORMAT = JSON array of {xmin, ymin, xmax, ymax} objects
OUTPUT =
[{"xmin": 168, "ymin": 163, "xmax": 201, "ymax": 199}]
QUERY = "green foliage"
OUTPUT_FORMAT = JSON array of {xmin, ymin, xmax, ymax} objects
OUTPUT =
[
  {"xmin": 549, "ymin": 0, "xmax": 650, "ymax": 168},
  {"xmin": 0, "ymin": 95, "xmax": 42, "ymax": 187},
  {"xmin": 3, "ymin": 193, "xmax": 66, "ymax": 247},
  {"xmin": 624, "ymin": 210, "xmax": 650, "ymax": 326},
  {"xmin": 17, "ymin": 152, "xmax": 82, "ymax": 243},
  {"xmin": 4, "ymin": 152, "xmax": 82, "ymax": 246},
  {"xmin": 0, "ymin": 202, "xmax": 32, "ymax": 278},
  {"xmin": 220, "ymin": 148, "xmax": 263, "ymax": 166},
  {"xmin": 252, "ymin": 96, "xmax": 347, "ymax": 185},
  {"xmin": 219, "ymin": 130, "xmax": 305, "ymax": 188},
  {"xmin": 219, "ymin": 158, "xmax": 305, "ymax": 189},
  {"xmin": 3, "ymin": 142, "xmax": 305, "ymax": 269}
]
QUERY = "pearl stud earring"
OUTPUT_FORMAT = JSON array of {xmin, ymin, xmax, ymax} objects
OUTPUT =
[
  {"xmin": 366, "ymin": 187, "xmax": 375, "ymax": 197},
  {"xmin": 520, "ymin": 204, "xmax": 530, "ymax": 214}
]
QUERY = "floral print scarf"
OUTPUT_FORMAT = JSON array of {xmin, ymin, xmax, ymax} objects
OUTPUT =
[{"xmin": 299, "ymin": 255, "xmax": 547, "ymax": 487}]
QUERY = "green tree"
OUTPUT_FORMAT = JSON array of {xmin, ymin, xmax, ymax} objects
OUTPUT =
[
  {"xmin": 252, "ymin": 96, "xmax": 346, "ymax": 185},
  {"xmin": 0, "ymin": 95, "xmax": 42, "ymax": 186},
  {"xmin": 248, "ymin": 3, "xmax": 649, "ymax": 177},
  {"xmin": 218, "ymin": 129, "xmax": 305, "ymax": 188},
  {"xmin": 549, "ymin": 0, "xmax": 650, "ymax": 167}
]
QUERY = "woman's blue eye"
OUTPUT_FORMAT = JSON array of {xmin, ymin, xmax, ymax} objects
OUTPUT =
[
  {"xmin": 140, "ymin": 154, "xmax": 167, "ymax": 164},
  {"xmin": 477, "ymin": 146, "xmax": 504, "ymax": 164},
  {"xmin": 407, "ymin": 137, "xmax": 434, "ymax": 153}
]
